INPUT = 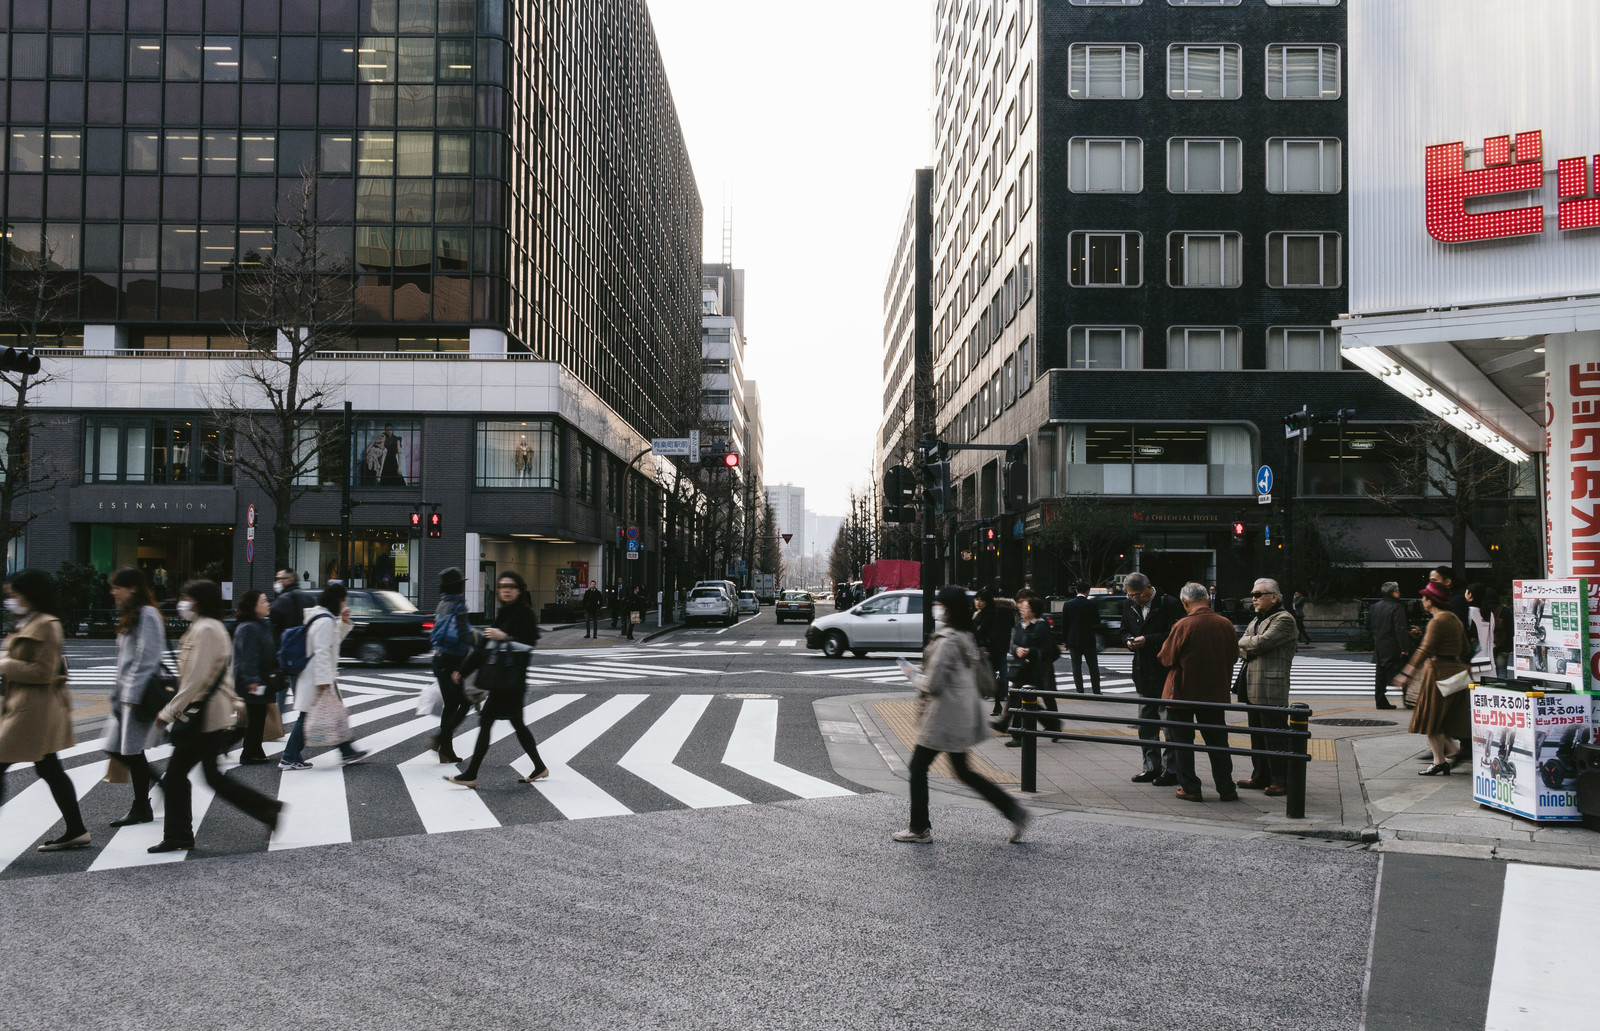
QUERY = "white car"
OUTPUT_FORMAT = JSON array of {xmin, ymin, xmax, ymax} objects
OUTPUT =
[
  {"xmin": 738, "ymin": 590, "xmax": 760, "ymax": 615},
  {"xmin": 804, "ymin": 588, "xmax": 925, "ymax": 658},
  {"xmin": 684, "ymin": 586, "xmax": 737, "ymax": 627}
]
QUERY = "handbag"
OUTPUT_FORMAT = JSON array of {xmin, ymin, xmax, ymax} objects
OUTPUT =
[
  {"xmin": 262, "ymin": 704, "xmax": 285, "ymax": 741},
  {"xmin": 475, "ymin": 643, "xmax": 526, "ymax": 694},
  {"xmin": 167, "ymin": 661, "xmax": 231, "ymax": 750},
  {"xmin": 1437, "ymin": 669, "xmax": 1474, "ymax": 697},
  {"xmin": 134, "ymin": 654, "xmax": 180, "ymax": 722},
  {"xmin": 303, "ymin": 689, "xmax": 351, "ymax": 747},
  {"xmin": 630, "ymin": 611, "xmax": 642, "ymax": 625}
]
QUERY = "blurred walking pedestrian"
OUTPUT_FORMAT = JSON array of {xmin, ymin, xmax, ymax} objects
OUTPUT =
[
  {"xmin": 149, "ymin": 580, "xmax": 280, "ymax": 853},
  {"xmin": 446, "ymin": 571, "xmax": 549, "ymax": 788},
  {"xmin": 1236, "ymin": 578, "xmax": 1298, "ymax": 798},
  {"xmin": 1157, "ymin": 583, "xmax": 1241, "ymax": 803},
  {"xmin": 104, "ymin": 567, "xmax": 165, "ymax": 826},
  {"xmin": 280, "ymin": 583, "xmax": 367, "ymax": 770},
  {"xmin": 428, "ymin": 568, "xmax": 475, "ymax": 764},
  {"xmin": 893, "ymin": 586, "xmax": 1028, "ymax": 844},
  {"xmin": 232, "ymin": 589, "xmax": 280, "ymax": 765},
  {"xmin": 1368, "ymin": 581, "xmax": 1408, "ymax": 710},
  {"xmin": 1464, "ymin": 583, "xmax": 1498, "ymax": 681},
  {"xmin": 1398, "ymin": 583, "xmax": 1471, "ymax": 776},
  {"xmin": 1123, "ymin": 573, "xmax": 1182, "ymax": 785},
  {"xmin": 0, "ymin": 570, "xmax": 88, "ymax": 852},
  {"xmin": 1291, "ymin": 590, "xmax": 1313, "ymax": 646}
]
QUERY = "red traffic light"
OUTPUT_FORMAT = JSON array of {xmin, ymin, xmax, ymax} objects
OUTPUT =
[
  {"xmin": 409, "ymin": 511, "xmax": 422, "ymax": 530},
  {"xmin": 723, "ymin": 452, "xmax": 739, "ymax": 468},
  {"xmin": 1233, "ymin": 522, "xmax": 1245, "ymax": 536},
  {"xmin": 428, "ymin": 511, "xmax": 443, "ymax": 538},
  {"xmin": 984, "ymin": 527, "xmax": 996, "ymax": 541}
]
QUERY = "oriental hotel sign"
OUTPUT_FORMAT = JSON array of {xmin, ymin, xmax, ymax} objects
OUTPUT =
[{"xmin": 1426, "ymin": 131, "xmax": 1600, "ymax": 242}]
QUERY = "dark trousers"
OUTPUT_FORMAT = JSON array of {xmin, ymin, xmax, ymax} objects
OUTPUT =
[
  {"xmin": 162, "ymin": 731, "xmax": 278, "ymax": 843},
  {"xmin": 1007, "ymin": 679, "xmax": 1061, "ymax": 735},
  {"xmin": 1374, "ymin": 657, "xmax": 1405, "ymax": 705},
  {"xmin": 241, "ymin": 702, "xmax": 269, "ymax": 760},
  {"xmin": 991, "ymin": 658, "xmax": 1009, "ymax": 710},
  {"xmin": 1132, "ymin": 659, "xmax": 1176, "ymax": 774},
  {"xmin": 908, "ymin": 745, "xmax": 1022, "ymax": 833},
  {"xmin": 584, "ymin": 611, "xmax": 600, "ymax": 637},
  {"xmin": 1294, "ymin": 612, "xmax": 1312, "ymax": 645},
  {"xmin": 460, "ymin": 697, "xmax": 545, "ymax": 780},
  {"xmin": 1247, "ymin": 707, "xmax": 1290, "ymax": 787},
  {"xmin": 433, "ymin": 654, "xmax": 470, "ymax": 758},
  {"xmin": 623, "ymin": 611, "xmax": 636, "ymax": 639},
  {"xmin": 1168, "ymin": 706, "xmax": 1234, "ymax": 796},
  {"xmin": 109, "ymin": 750, "xmax": 154, "ymax": 808},
  {"xmin": 609, "ymin": 603, "xmax": 621, "ymax": 628},
  {"xmin": 0, "ymin": 754, "xmax": 86, "ymax": 837},
  {"xmin": 1069, "ymin": 646, "xmax": 1101, "ymax": 693}
]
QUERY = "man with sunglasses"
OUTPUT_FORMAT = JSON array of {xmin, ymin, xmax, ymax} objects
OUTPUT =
[{"xmin": 1236, "ymin": 578, "xmax": 1299, "ymax": 797}]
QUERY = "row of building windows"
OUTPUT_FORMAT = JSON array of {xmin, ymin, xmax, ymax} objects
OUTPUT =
[
  {"xmin": 942, "ymin": 335, "xmax": 1034, "ymax": 444},
  {"xmin": 1067, "ymin": 231, "xmax": 1343, "ymax": 289},
  {"xmin": 1069, "ymin": 44, "xmax": 1341, "ymax": 101},
  {"xmin": 936, "ymin": 246, "xmax": 1031, "ymax": 368},
  {"xmin": 1065, "ymin": 326, "xmax": 1343, "ymax": 370},
  {"xmin": 1069, "ymin": 136, "xmax": 1341, "ymax": 194},
  {"xmin": 1069, "ymin": 0, "xmax": 1339, "ymax": 7},
  {"xmin": 1, "ymin": 1, "xmax": 495, "ymax": 36}
]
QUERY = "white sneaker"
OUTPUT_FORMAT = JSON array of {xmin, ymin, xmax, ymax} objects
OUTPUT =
[
  {"xmin": 277, "ymin": 759, "xmax": 313, "ymax": 771},
  {"xmin": 1008, "ymin": 812, "xmax": 1031, "ymax": 844},
  {"xmin": 891, "ymin": 827, "xmax": 932, "ymax": 843}
]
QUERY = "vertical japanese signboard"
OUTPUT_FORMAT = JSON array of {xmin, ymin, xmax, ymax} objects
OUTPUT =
[
  {"xmin": 1545, "ymin": 333, "xmax": 1600, "ymax": 579},
  {"xmin": 1511, "ymin": 579, "xmax": 1591, "ymax": 690}
]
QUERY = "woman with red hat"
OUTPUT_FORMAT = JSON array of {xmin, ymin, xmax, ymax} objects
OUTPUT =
[{"xmin": 1392, "ymin": 583, "xmax": 1470, "ymax": 775}]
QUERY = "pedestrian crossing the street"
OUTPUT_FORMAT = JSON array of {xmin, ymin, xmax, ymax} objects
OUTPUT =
[{"xmin": 0, "ymin": 687, "xmax": 857, "ymax": 878}]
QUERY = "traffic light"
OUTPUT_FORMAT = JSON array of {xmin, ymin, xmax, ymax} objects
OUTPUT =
[
  {"xmin": 924, "ymin": 460, "xmax": 951, "ymax": 516},
  {"xmin": 0, "ymin": 347, "xmax": 41, "ymax": 375},
  {"xmin": 882, "ymin": 465, "xmax": 915, "ymax": 524},
  {"xmin": 1003, "ymin": 454, "xmax": 1027, "ymax": 512},
  {"xmin": 722, "ymin": 451, "xmax": 739, "ymax": 469},
  {"xmin": 427, "ymin": 510, "xmax": 442, "ymax": 539},
  {"xmin": 982, "ymin": 524, "xmax": 999, "ymax": 554},
  {"xmin": 1284, "ymin": 409, "xmax": 1315, "ymax": 439},
  {"xmin": 1231, "ymin": 520, "xmax": 1246, "ymax": 548},
  {"xmin": 409, "ymin": 510, "xmax": 422, "ymax": 533}
]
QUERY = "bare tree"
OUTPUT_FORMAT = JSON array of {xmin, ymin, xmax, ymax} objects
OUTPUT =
[
  {"xmin": 1362, "ymin": 418, "xmax": 1518, "ymax": 578},
  {"xmin": 0, "ymin": 233, "xmax": 76, "ymax": 563},
  {"xmin": 205, "ymin": 173, "xmax": 354, "ymax": 569},
  {"xmin": 1029, "ymin": 494, "xmax": 1139, "ymax": 590}
]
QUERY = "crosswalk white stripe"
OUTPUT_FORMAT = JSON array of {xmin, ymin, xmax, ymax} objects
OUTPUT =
[
  {"xmin": 0, "ymin": 760, "xmax": 106, "ymax": 872},
  {"xmin": 723, "ymin": 700, "xmax": 854, "ymax": 799},
  {"xmin": 88, "ymin": 766, "xmax": 216, "ymax": 871},
  {"xmin": 400, "ymin": 694, "xmax": 585, "ymax": 834},
  {"xmin": 511, "ymin": 694, "xmax": 648, "ymax": 819},
  {"xmin": 618, "ymin": 696, "xmax": 747, "ymax": 809},
  {"xmin": 523, "ymin": 668, "xmax": 638, "ymax": 683},
  {"xmin": 777, "ymin": 639, "xmax": 798, "ymax": 647},
  {"xmin": 678, "ymin": 642, "xmax": 704, "ymax": 648},
  {"xmin": 796, "ymin": 665, "xmax": 887, "ymax": 677},
  {"xmin": 743, "ymin": 640, "xmax": 767, "ymax": 648},
  {"xmin": 1485, "ymin": 864, "xmax": 1600, "ymax": 1029},
  {"xmin": 579, "ymin": 661, "xmax": 724, "ymax": 676},
  {"xmin": 269, "ymin": 764, "xmax": 349, "ymax": 851}
]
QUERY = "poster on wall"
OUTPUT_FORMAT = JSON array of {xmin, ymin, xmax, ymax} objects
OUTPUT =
[
  {"xmin": 1511, "ymin": 579, "xmax": 1591, "ymax": 689},
  {"xmin": 555, "ymin": 568, "xmax": 578, "ymax": 606},
  {"xmin": 1471, "ymin": 687, "xmax": 1596, "ymax": 821}
]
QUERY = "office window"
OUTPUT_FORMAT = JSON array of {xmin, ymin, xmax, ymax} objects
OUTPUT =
[
  {"xmin": 81, "ymin": 416, "xmax": 233, "ymax": 485},
  {"xmin": 1266, "ymin": 0, "xmax": 1339, "ymax": 6},
  {"xmin": 1167, "ymin": 45, "xmax": 1241, "ymax": 100},
  {"xmin": 1267, "ymin": 232, "xmax": 1341, "ymax": 287},
  {"xmin": 1069, "ymin": 44, "xmax": 1142, "ymax": 100},
  {"xmin": 979, "ymin": 382, "xmax": 991, "ymax": 428},
  {"xmin": 990, "ymin": 372, "xmax": 1002, "ymax": 418},
  {"xmin": 1061, "ymin": 424, "xmax": 1252, "ymax": 496},
  {"xmin": 1004, "ymin": 357, "xmax": 1017, "ymax": 408},
  {"xmin": 1266, "ymin": 138, "xmax": 1341, "ymax": 193},
  {"xmin": 476, "ymin": 420, "xmax": 561, "ymax": 489},
  {"xmin": 1167, "ymin": 327, "xmax": 1242, "ymax": 370},
  {"xmin": 1071, "ymin": 0, "xmax": 1142, "ymax": 4},
  {"xmin": 9, "ymin": 130, "xmax": 44, "ymax": 172},
  {"xmin": 1069, "ymin": 137, "xmax": 1143, "ymax": 193},
  {"xmin": 1069, "ymin": 232, "xmax": 1141, "ymax": 287},
  {"xmin": 1019, "ymin": 65, "xmax": 1033, "ymax": 125},
  {"xmin": 1267, "ymin": 327, "xmax": 1342, "ymax": 370},
  {"xmin": 1266, "ymin": 44, "xmax": 1341, "ymax": 100},
  {"xmin": 1167, "ymin": 138, "xmax": 1241, "ymax": 193},
  {"xmin": 1018, "ymin": 336, "xmax": 1033, "ymax": 394},
  {"xmin": 1069, "ymin": 327, "xmax": 1142, "ymax": 370},
  {"xmin": 1019, "ymin": 154, "xmax": 1034, "ymax": 213},
  {"xmin": 1168, "ymin": 233, "xmax": 1241, "ymax": 288},
  {"xmin": 1018, "ymin": 247, "xmax": 1033, "ymax": 304}
]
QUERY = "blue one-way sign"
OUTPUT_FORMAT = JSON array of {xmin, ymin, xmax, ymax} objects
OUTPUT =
[{"xmin": 1256, "ymin": 465, "xmax": 1274, "ymax": 495}]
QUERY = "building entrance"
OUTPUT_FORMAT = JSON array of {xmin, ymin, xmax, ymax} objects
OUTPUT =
[
  {"xmin": 84, "ymin": 524, "xmax": 234, "ymax": 599},
  {"xmin": 1138, "ymin": 549, "xmax": 1216, "ymax": 597}
]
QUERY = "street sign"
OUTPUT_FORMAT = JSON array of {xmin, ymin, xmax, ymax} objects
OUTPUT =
[
  {"xmin": 1013, "ymin": 519, "xmax": 1025, "ymax": 539},
  {"xmin": 626, "ymin": 539, "xmax": 640, "ymax": 553},
  {"xmin": 1258, "ymin": 493, "xmax": 1272, "ymax": 505},
  {"xmin": 1256, "ymin": 465, "xmax": 1274, "ymax": 495},
  {"xmin": 650, "ymin": 430, "xmax": 701, "ymax": 457},
  {"xmin": 246, "ymin": 540, "xmax": 254, "ymax": 563},
  {"xmin": 626, "ymin": 525, "xmax": 639, "ymax": 540},
  {"xmin": 781, "ymin": 533, "xmax": 792, "ymax": 544},
  {"xmin": 246, "ymin": 504, "xmax": 256, "ymax": 527},
  {"xmin": 626, "ymin": 551, "xmax": 639, "ymax": 560},
  {"xmin": 246, "ymin": 526, "xmax": 255, "ymax": 541}
]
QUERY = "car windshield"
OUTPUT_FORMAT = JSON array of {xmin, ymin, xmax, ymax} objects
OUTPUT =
[
  {"xmin": 690, "ymin": 588, "xmax": 722, "ymax": 599},
  {"xmin": 780, "ymin": 592, "xmax": 808, "ymax": 601},
  {"xmin": 740, "ymin": 592, "xmax": 756, "ymax": 600},
  {"xmin": 373, "ymin": 591, "xmax": 418, "ymax": 612}
]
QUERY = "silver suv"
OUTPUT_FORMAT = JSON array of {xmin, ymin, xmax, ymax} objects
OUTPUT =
[{"xmin": 684, "ymin": 586, "xmax": 737, "ymax": 627}]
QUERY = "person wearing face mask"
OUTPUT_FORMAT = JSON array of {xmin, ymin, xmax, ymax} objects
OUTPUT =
[
  {"xmin": 0, "ymin": 569, "xmax": 89, "ymax": 852},
  {"xmin": 893, "ymin": 586, "xmax": 1029, "ymax": 844},
  {"xmin": 279, "ymin": 583, "xmax": 367, "ymax": 771},
  {"xmin": 149, "ymin": 580, "xmax": 281, "ymax": 853},
  {"xmin": 104, "ymin": 566, "xmax": 166, "ymax": 826},
  {"xmin": 268, "ymin": 568, "xmax": 305, "ymax": 645}
]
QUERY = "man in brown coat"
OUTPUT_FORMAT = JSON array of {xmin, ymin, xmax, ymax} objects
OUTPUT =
[{"xmin": 1157, "ymin": 582, "xmax": 1241, "ymax": 802}]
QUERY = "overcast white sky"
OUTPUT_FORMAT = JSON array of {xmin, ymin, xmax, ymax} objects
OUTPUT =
[{"xmin": 648, "ymin": 1, "xmax": 932, "ymax": 516}]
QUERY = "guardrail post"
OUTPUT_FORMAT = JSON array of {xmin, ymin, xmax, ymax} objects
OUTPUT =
[
  {"xmin": 1021, "ymin": 705, "xmax": 1037, "ymax": 793},
  {"xmin": 1286, "ymin": 702, "xmax": 1311, "ymax": 819}
]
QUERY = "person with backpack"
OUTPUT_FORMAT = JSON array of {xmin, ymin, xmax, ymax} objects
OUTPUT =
[
  {"xmin": 893, "ymin": 586, "xmax": 1029, "ymax": 844},
  {"xmin": 445, "ymin": 571, "xmax": 549, "ymax": 788},
  {"xmin": 278, "ymin": 583, "xmax": 366, "ymax": 771},
  {"xmin": 428, "ymin": 568, "xmax": 475, "ymax": 764}
]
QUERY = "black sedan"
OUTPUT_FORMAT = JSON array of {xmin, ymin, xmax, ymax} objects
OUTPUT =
[{"xmin": 288, "ymin": 588, "xmax": 431, "ymax": 665}]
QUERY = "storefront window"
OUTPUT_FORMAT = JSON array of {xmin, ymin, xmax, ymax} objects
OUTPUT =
[
  {"xmin": 82, "ymin": 416, "xmax": 232, "ymax": 484},
  {"xmin": 1059, "ymin": 423, "xmax": 1253, "ymax": 496},
  {"xmin": 476, "ymin": 420, "xmax": 561, "ymax": 488},
  {"xmin": 85, "ymin": 525, "xmax": 233, "ymax": 600},
  {"xmin": 350, "ymin": 419, "xmax": 421, "ymax": 487},
  {"xmin": 290, "ymin": 529, "xmax": 418, "ymax": 601},
  {"xmin": 294, "ymin": 420, "xmax": 351, "ymax": 488}
]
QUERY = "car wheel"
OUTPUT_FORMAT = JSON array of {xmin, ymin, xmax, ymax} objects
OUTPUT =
[
  {"xmin": 358, "ymin": 641, "xmax": 389, "ymax": 666},
  {"xmin": 821, "ymin": 631, "xmax": 848, "ymax": 659}
]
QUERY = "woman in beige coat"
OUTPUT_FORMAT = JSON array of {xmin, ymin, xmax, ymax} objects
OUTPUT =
[
  {"xmin": 149, "ymin": 580, "xmax": 281, "ymax": 853},
  {"xmin": 1396, "ymin": 583, "xmax": 1470, "ymax": 777},
  {"xmin": 0, "ymin": 569, "xmax": 89, "ymax": 851}
]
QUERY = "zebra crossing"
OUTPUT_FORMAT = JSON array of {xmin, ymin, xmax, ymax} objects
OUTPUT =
[{"xmin": 0, "ymin": 685, "xmax": 857, "ymax": 878}]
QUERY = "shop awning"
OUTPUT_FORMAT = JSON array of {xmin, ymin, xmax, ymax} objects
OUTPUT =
[{"xmin": 1317, "ymin": 516, "xmax": 1492, "ymax": 570}]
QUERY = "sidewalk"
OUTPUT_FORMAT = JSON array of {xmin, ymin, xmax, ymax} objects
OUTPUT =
[{"xmin": 817, "ymin": 690, "xmax": 1600, "ymax": 868}]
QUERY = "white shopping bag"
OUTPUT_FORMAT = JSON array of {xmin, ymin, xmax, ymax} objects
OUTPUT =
[{"xmin": 415, "ymin": 679, "xmax": 444, "ymax": 717}]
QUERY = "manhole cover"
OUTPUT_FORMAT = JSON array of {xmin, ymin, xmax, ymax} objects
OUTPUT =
[{"xmin": 1310, "ymin": 718, "xmax": 1397, "ymax": 727}]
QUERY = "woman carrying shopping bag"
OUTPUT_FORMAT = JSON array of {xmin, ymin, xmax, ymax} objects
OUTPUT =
[
  {"xmin": 0, "ymin": 569, "xmax": 89, "ymax": 852},
  {"xmin": 446, "ymin": 571, "xmax": 548, "ymax": 788},
  {"xmin": 893, "ymin": 585, "xmax": 1029, "ymax": 845},
  {"xmin": 232, "ymin": 589, "xmax": 280, "ymax": 765},
  {"xmin": 149, "ymin": 580, "xmax": 281, "ymax": 853},
  {"xmin": 278, "ymin": 583, "xmax": 367, "ymax": 770},
  {"xmin": 104, "ymin": 566, "xmax": 166, "ymax": 826}
]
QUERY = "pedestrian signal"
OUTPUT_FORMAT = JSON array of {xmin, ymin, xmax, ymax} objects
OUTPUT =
[
  {"xmin": 409, "ymin": 511, "xmax": 422, "ymax": 532},
  {"xmin": 428, "ymin": 511, "xmax": 442, "ymax": 538}
]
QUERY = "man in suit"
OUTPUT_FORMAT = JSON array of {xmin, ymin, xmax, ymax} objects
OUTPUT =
[
  {"xmin": 581, "ymin": 580, "xmax": 603, "ymax": 639},
  {"xmin": 1123, "ymin": 572, "xmax": 1183, "ymax": 785},
  {"xmin": 1368, "ymin": 581, "xmax": 1408, "ymax": 710},
  {"xmin": 1158, "ymin": 582, "xmax": 1242, "ymax": 803},
  {"xmin": 1061, "ymin": 583, "xmax": 1102, "ymax": 694}
]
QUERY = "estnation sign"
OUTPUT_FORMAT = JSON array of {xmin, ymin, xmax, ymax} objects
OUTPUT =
[{"xmin": 1426, "ymin": 131, "xmax": 1600, "ymax": 242}]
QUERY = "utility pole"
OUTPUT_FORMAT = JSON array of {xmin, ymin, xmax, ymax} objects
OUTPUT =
[{"xmin": 341, "ymin": 401, "xmax": 354, "ymax": 581}]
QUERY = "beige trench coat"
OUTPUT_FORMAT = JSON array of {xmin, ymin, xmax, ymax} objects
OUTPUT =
[{"xmin": 0, "ymin": 614, "xmax": 75, "ymax": 762}]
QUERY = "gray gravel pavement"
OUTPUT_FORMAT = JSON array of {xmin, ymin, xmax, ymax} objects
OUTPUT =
[{"xmin": 0, "ymin": 793, "xmax": 1376, "ymax": 1031}]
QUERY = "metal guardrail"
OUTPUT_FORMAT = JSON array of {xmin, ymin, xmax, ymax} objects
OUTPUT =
[{"xmin": 1007, "ymin": 688, "xmax": 1314, "ymax": 818}]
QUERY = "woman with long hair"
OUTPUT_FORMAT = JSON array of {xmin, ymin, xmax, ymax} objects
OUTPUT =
[
  {"xmin": 149, "ymin": 580, "xmax": 280, "ymax": 853},
  {"xmin": 445, "ymin": 570, "xmax": 548, "ymax": 788},
  {"xmin": 105, "ymin": 567, "xmax": 165, "ymax": 826},
  {"xmin": 0, "ymin": 569, "xmax": 89, "ymax": 851},
  {"xmin": 893, "ymin": 585, "xmax": 1028, "ymax": 844},
  {"xmin": 232, "ymin": 589, "xmax": 278, "ymax": 765}
]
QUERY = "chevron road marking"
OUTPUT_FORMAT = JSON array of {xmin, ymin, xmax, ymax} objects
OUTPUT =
[
  {"xmin": 722, "ymin": 700, "xmax": 854, "ymax": 799},
  {"xmin": 618, "ymin": 695, "xmax": 748, "ymax": 810},
  {"xmin": 511, "ymin": 694, "xmax": 649, "ymax": 819}
]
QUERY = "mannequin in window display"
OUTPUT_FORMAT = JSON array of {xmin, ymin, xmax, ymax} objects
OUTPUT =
[
  {"xmin": 515, "ymin": 435, "xmax": 534, "ymax": 480},
  {"xmin": 379, "ymin": 424, "xmax": 407, "ymax": 486},
  {"xmin": 362, "ymin": 436, "xmax": 386, "ymax": 484}
]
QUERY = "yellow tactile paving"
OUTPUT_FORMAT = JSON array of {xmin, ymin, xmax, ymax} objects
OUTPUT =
[{"xmin": 873, "ymin": 700, "xmax": 1019, "ymax": 784}]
